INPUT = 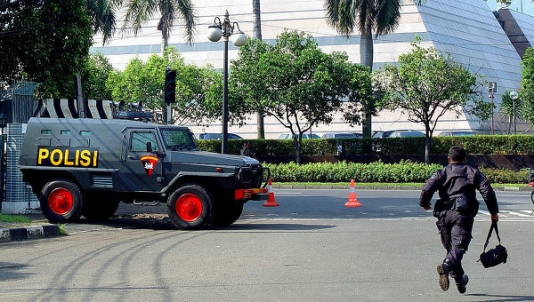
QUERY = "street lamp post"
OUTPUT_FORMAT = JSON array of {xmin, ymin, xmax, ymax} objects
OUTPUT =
[
  {"xmin": 488, "ymin": 82, "xmax": 497, "ymax": 135},
  {"xmin": 207, "ymin": 10, "xmax": 246, "ymax": 154},
  {"xmin": 510, "ymin": 90, "xmax": 519, "ymax": 135},
  {"xmin": 0, "ymin": 113, "xmax": 6, "ymax": 205}
]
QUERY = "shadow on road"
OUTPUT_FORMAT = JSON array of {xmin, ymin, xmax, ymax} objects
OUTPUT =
[
  {"xmin": 71, "ymin": 213, "xmax": 335, "ymax": 232},
  {"xmin": 224, "ymin": 223, "xmax": 336, "ymax": 231},
  {"xmin": 465, "ymin": 293, "xmax": 534, "ymax": 301}
]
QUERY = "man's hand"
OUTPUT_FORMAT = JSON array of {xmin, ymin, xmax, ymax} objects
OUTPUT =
[
  {"xmin": 422, "ymin": 204, "xmax": 432, "ymax": 211},
  {"xmin": 491, "ymin": 213, "xmax": 499, "ymax": 222}
]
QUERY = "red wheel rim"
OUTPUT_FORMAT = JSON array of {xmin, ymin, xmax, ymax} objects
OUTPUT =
[
  {"xmin": 48, "ymin": 187, "xmax": 74, "ymax": 215},
  {"xmin": 175, "ymin": 193, "xmax": 203, "ymax": 222}
]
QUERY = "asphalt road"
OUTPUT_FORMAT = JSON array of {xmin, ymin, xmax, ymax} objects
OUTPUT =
[{"xmin": 1, "ymin": 189, "xmax": 533, "ymax": 301}]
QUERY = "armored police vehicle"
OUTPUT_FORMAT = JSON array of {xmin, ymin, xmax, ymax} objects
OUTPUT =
[{"xmin": 19, "ymin": 117, "xmax": 269, "ymax": 230}]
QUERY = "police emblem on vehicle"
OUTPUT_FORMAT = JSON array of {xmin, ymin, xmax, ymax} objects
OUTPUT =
[{"xmin": 140, "ymin": 155, "xmax": 158, "ymax": 177}]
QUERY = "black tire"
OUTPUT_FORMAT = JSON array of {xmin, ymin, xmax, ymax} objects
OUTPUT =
[
  {"xmin": 531, "ymin": 190, "xmax": 534, "ymax": 206},
  {"xmin": 83, "ymin": 194, "xmax": 120, "ymax": 221},
  {"xmin": 167, "ymin": 184, "xmax": 214, "ymax": 230},
  {"xmin": 39, "ymin": 180, "xmax": 83, "ymax": 223},
  {"xmin": 212, "ymin": 197, "xmax": 244, "ymax": 227}
]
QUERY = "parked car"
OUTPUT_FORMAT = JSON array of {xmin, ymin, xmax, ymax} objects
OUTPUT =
[
  {"xmin": 388, "ymin": 130, "xmax": 425, "ymax": 138},
  {"xmin": 321, "ymin": 133, "xmax": 360, "ymax": 154},
  {"xmin": 278, "ymin": 133, "xmax": 320, "ymax": 139},
  {"xmin": 438, "ymin": 131, "xmax": 476, "ymax": 137},
  {"xmin": 372, "ymin": 130, "xmax": 423, "ymax": 152},
  {"xmin": 322, "ymin": 132, "xmax": 359, "ymax": 139},
  {"xmin": 196, "ymin": 133, "xmax": 243, "ymax": 140},
  {"xmin": 372, "ymin": 129, "xmax": 408, "ymax": 139}
]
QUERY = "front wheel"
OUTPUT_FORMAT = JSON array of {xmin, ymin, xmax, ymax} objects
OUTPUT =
[
  {"xmin": 39, "ymin": 180, "xmax": 83, "ymax": 223},
  {"xmin": 530, "ymin": 190, "xmax": 534, "ymax": 206},
  {"xmin": 167, "ymin": 184, "xmax": 214, "ymax": 230}
]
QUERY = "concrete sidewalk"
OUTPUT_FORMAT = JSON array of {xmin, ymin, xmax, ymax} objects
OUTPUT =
[{"xmin": 0, "ymin": 203, "xmax": 170, "ymax": 242}]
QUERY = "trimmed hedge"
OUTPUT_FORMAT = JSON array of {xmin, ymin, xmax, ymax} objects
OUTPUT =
[
  {"xmin": 195, "ymin": 135, "xmax": 533, "ymax": 184},
  {"xmin": 196, "ymin": 135, "xmax": 534, "ymax": 157},
  {"xmin": 263, "ymin": 161, "xmax": 531, "ymax": 184}
]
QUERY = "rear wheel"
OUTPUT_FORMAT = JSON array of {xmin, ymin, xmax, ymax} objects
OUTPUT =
[
  {"xmin": 167, "ymin": 184, "xmax": 214, "ymax": 230},
  {"xmin": 83, "ymin": 194, "xmax": 120, "ymax": 221},
  {"xmin": 39, "ymin": 180, "xmax": 83, "ymax": 223}
]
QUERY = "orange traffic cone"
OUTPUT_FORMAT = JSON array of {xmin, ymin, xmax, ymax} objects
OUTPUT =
[
  {"xmin": 263, "ymin": 178, "xmax": 280, "ymax": 207},
  {"xmin": 344, "ymin": 179, "xmax": 362, "ymax": 208}
]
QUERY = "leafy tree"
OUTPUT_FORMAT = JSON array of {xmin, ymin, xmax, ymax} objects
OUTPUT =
[
  {"xmin": 0, "ymin": 0, "xmax": 27, "ymax": 83},
  {"xmin": 500, "ymin": 90, "xmax": 523, "ymax": 134},
  {"xmin": 227, "ymin": 39, "xmax": 271, "ymax": 127},
  {"xmin": 121, "ymin": 0, "xmax": 197, "ymax": 53},
  {"xmin": 521, "ymin": 47, "xmax": 534, "ymax": 125},
  {"xmin": 339, "ymin": 63, "xmax": 373, "ymax": 127},
  {"xmin": 106, "ymin": 47, "xmax": 218, "ymax": 124},
  {"xmin": 0, "ymin": 0, "xmax": 93, "ymax": 98},
  {"xmin": 230, "ymin": 31, "xmax": 368, "ymax": 163},
  {"xmin": 376, "ymin": 40, "xmax": 490, "ymax": 163},
  {"xmin": 82, "ymin": 53, "xmax": 114, "ymax": 99}
]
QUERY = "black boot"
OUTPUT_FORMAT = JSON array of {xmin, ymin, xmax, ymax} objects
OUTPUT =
[{"xmin": 455, "ymin": 274, "xmax": 469, "ymax": 294}]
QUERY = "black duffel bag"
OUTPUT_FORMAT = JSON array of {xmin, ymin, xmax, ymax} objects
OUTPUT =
[{"xmin": 478, "ymin": 221, "xmax": 508, "ymax": 268}]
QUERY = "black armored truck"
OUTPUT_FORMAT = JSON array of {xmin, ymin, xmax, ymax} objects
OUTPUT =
[{"xmin": 19, "ymin": 117, "xmax": 269, "ymax": 230}]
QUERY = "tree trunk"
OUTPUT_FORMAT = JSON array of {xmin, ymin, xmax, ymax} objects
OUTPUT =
[
  {"xmin": 360, "ymin": 31, "xmax": 374, "ymax": 138},
  {"xmin": 425, "ymin": 136, "xmax": 430, "ymax": 164},
  {"xmin": 161, "ymin": 26, "xmax": 169, "ymax": 56},
  {"xmin": 293, "ymin": 137, "xmax": 302, "ymax": 164},
  {"xmin": 252, "ymin": 0, "xmax": 262, "ymax": 40}
]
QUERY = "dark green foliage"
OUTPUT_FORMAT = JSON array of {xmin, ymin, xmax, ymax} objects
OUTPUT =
[
  {"xmin": 82, "ymin": 53, "xmax": 114, "ymax": 99},
  {"xmin": 196, "ymin": 135, "xmax": 534, "ymax": 157},
  {"xmin": 0, "ymin": 0, "xmax": 93, "ymax": 98}
]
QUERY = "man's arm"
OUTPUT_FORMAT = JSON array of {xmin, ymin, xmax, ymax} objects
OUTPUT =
[
  {"xmin": 475, "ymin": 170, "xmax": 499, "ymax": 221},
  {"xmin": 419, "ymin": 170, "xmax": 441, "ymax": 210}
]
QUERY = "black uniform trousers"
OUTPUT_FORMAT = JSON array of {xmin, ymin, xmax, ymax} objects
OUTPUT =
[{"xmin": 435, "ymin": 209, "xmax": 474, "ymax": 279}]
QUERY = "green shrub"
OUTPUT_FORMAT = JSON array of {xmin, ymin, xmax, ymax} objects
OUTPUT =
[
  {"xmin": 264, "ymin": 160, "xmax": 444, "ymax": 183},
  {"xmin": 267, "ymin": 162, "xmax": 530, "ymax": 184},
  {"xmin": 195, "ymin": 135, "xmax": 532, "ymax": 184},
  {"xmin": 480, "ymin": 167, "xmax": 530, "ymax": 184}
]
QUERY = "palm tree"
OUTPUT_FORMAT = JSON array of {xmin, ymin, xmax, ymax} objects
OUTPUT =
[
  {"xmin": 121, "ymin": 0, "xmax": 197, "ymax": 54},
  {"xmin": 87, "ymin": 0, "xmax": 121, "ymax": 46},
  {"xmin": 252, "ymin": 0, "xmax": 262, "ymax": 40},
  {"xmin": 324, "ymin": 0, "xmax": 403, "ymax": 137}
]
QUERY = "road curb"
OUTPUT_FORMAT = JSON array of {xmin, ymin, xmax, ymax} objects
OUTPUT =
[{"xmin": 0, "ymin": 224, "xmax": 61, "ymax": 242}]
